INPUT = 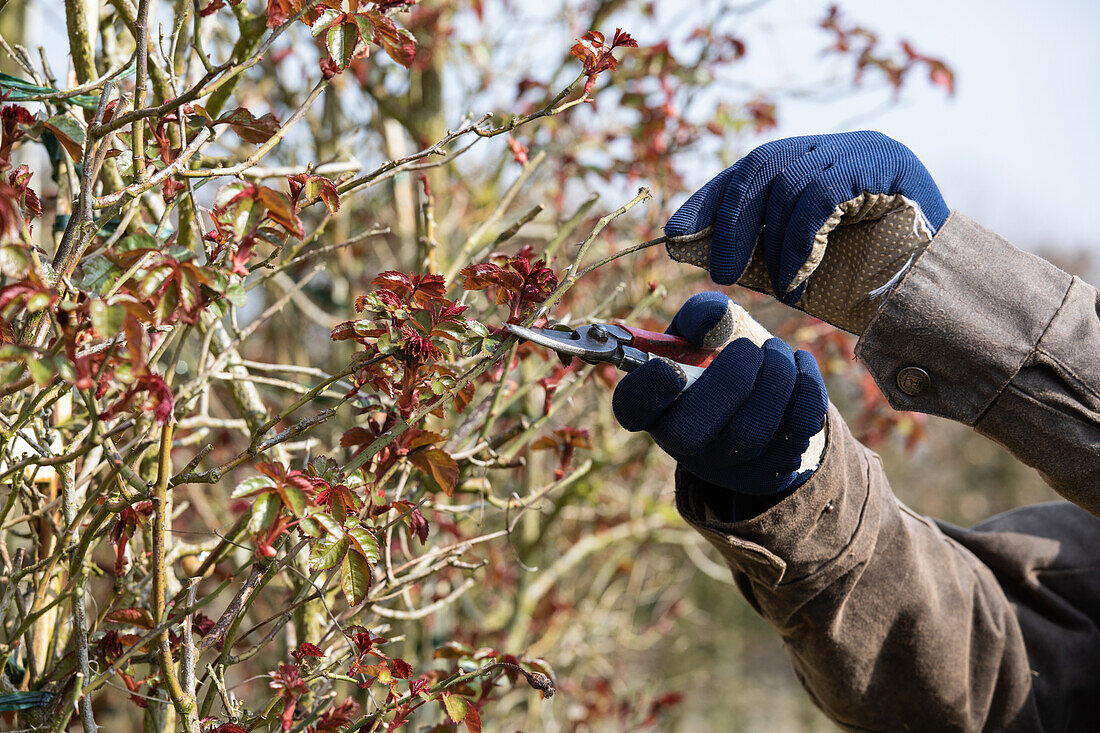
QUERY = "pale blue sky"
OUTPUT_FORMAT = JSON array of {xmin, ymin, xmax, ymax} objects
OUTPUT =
[{"xmin": 737, "ymin": 0, "xmax": 1100, "ymax": 261}]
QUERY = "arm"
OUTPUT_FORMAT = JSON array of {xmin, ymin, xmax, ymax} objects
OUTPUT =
[
  {"xmin": 857, "ymin": 212, "xmax": 1100, "ymax": 517},
  {"xmin": 611, "ymin": 294, "xmax": 1043, "ymax": 731},
  {"xmin": 675, "ymin": 405, "xmax": 1041, "ymax": 731}
]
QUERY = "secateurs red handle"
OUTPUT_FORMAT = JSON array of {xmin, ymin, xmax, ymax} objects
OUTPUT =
[
  {"xmin": 614, "ymin": 325, "xmax": 718, "ymax": 369},
  {"xmin": 503, "ymin": 321, "xmax": 719, "ymax": 391}
]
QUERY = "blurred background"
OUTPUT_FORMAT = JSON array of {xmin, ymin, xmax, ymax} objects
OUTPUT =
[{"xmin": 4, "ymin": 0, "xmax": 1094, "ymax": 729}]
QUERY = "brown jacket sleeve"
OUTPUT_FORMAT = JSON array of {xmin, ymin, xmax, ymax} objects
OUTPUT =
[
  {"xmin": 676, "ymin": 213, "xmax": 1100, "ymax": 731},
  {"xmin": 857, "ymin": 212, "xmax": 1100, "ymax": 516},
  {"xmin": 677, "ymin": 407, "xmax": 1041, "ymax": 731}
]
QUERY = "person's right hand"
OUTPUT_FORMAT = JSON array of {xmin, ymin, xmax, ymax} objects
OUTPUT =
[
  {"xmin": 663, "ymin": 131, "xmax": 950, "ymax": 334},
  {"xmin": 611, "ymin": 292, "xmax": 828, "ymax": 496}
]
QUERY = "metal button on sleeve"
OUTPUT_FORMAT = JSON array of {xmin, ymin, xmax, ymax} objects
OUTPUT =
[{"xmin": 896, "ymin": 366, "xmax": 931, "ymax": 396}]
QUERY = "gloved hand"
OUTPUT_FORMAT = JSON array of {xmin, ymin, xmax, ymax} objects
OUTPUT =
[
  {"xmin": 664, "ymin": 131, "xmax": 949, "ymax": 334},
  {"xmin": 612, "ymin": 292, "xmax": 828, "ymax": 496}
]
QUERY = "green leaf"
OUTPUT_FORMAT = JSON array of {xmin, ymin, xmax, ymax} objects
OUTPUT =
[
  {"xmin": 248, "ymin": 492, "xmax": 281, "ymax": 535},
  {"xmin": 297, "ymin": 514, "xmax": 322, "ymax": 538},
  {"xmin": 0, "ymin": 66, "xmax": 133, "ymax": 110},
  {"xmin": 113, "ymin": 149, "xmax": 134, "ymax": 175},
  {"xmin": 42, "ymin": 115, "xmax": 86, "ymax": 160},
  {"xmin": 309, "ymin": 533, "xmax": 349, "ymax": 572},
  {"xmin": 340, "ymin": 549, "xmax": 372, "ymax": 605},
  {"xmin": 411, "ymin": 309, "xmax": 433, "ymax": 334},
  {"xmin": 345, "ymin": 526, "xmax": 379, "ymax": 564},
  {"xmin": 0, "ymin": 244, "xmax": 31, "ymax": 279},
  {"xmin": 375, "ymin": 664, "xmax": 392, "ymax": 685},
  {"xmin": 465, "ymin": 319, "xmax": 490, "ymax": 338},
  {"xmin": 117, "ymin": 231, "xmax": 157, "ymax": 252},
  {"xmin": 296, "ymin": 175, "xmax": 340, "ymax": 213},
  {"xmin": 326, "ymin": 22, "xmax": 359, "ymax": 69},
  {"xmin": 0, "ymin": 364, "xmax": 22, "ymax": 386},
  {"xmin": 25, "ymin": 291, "xmax": 52, "ymax": 313},
  {"xmin": 279, "ymin": 482, "xmax": 308, "ymax": 518},
  {"xmin": 202, "ymin": 267, "xmax": 227, "ymax": 292},
  {"xmin": 231, "ymin": 475, "xmax": 276, "ymax": 499},
  {"xmin": 225, "ymin": 283, "xmax": 247, "ymax": 307},
  {"xmin": 430, "ymin": 320, "xmax": 467, "ymax": 339},
  {"xmin": 442, "ymin": 693, "xmax": 468, "ymax": 724},
  {"xmin": 309, "ymin": 8, "xmax": 343, "ymax": 37},
  {"xmin": 77, "ymin": 255, "xmax": 116, "ymax": 293},
  {"xmin": 89, "ymin": 299, "xmax": 126, "ymax": 338},
  {"xmin": 375, "ymin": 330, "xmax": 396, "ymax": 354},
  {"xmin": 138, "ymin": 267, "xmax": 173, "ymax": 301},
  {"xmin": 154, "ymin": 286, "xmax": 179, "ymax": 325},
  {"xmin": 25, "ymin": 354, "xmax": 53, "ymax": 386},
  {"xmin": 299, "ymin": 509, "xmax": 341, "ymax": 539}
]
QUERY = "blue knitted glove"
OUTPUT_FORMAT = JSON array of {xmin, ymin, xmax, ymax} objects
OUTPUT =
[
  {"xmin": 612, "ymin": 292, "xmax": 828, "ymax": 496},
  {"xmin": 664, "ymin": 131, "xmax": 949, "ymax": 333}
]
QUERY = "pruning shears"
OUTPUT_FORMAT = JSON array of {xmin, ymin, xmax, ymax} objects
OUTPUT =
[{"xmin": 504, "ymin": 322, "xmax": 719, "ymax": 390}]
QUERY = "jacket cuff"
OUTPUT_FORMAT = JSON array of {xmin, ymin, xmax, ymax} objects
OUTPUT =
[
  {"xmin": 674, "ymin": 404, "xmax": 879, "ymax": 591},
  {"xmin": 854, "ymin": 211, "xmax": 1073, "ymax": 425}
]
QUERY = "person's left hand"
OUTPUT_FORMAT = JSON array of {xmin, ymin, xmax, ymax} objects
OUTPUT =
[
  {"xmin": 663, "ymin": 131, "xmax": 949, "ymax": 334},
  {"xmin": 612, "ymin": 292, "xmax": 828, "ymax": 495}
]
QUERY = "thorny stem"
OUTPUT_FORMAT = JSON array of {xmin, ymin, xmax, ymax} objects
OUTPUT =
[
  {"xmin": 476, "ymin": 340, "xmax": 519, "ymax": 444},
  {"xmin": 576, "ymin": 235, "xmax": 667, "ymax": 279},
  {"xmin": 132, "ymin": 0, "xmax": 150, "ymax": 182},
  {"xmin": 60, "ymin": 463, "xmax": 97, "ymax": 733},
  {"xmin": 153, "ymin": 423, "xmax": 198, "ymax": 731},
  {"xmin": 50, "ymin": 672, "xmax": 84, "ymax": 733},
  {"xmin": 195, "ymin": 539, "xmax": 304, "ymax": 655},
  {"xmin": 181, "ymin": 581, "xmax": 200, "ymax": 724},
  {"xmin": 91, "ymin": 126, "xmax": 213, "ymax": 208},
  {"xmin": 337, "ymin": 75, "xmax": 583, "ymax": 199},
  {"xmin": 173, "ymin": 357, "xmax": 380, "ymax": 486}
]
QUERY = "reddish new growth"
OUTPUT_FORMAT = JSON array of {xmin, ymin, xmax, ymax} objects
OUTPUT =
[
  {"xmin": 0, "ymin": 272, "xmax": 179, "ymax": 423},
  {"xmin": 460, "ymin": 245, "xmax": 558, "ymax": 324},
  {"xmin": 506, "ymin": 136, "xmax": 529, "ymax": 165},
  {"xmin": 820, "ymin": 5, "xmax": 954, "ymax": 96},
  {"xmin": 532, "ymin": 427, "xmax": 592, "ymax": 480},
  {"xmin": 302, "ymin": 0, "xmax": 419, "ymax": 76},
  {"xmin": 0, "ymin": 105, "xmax": 40, "ymax": 243},
  {"xmin": 571, "ymin": 28, "xmax": 639, "ymax": 95},
  {"xmin": 269, "ymin": 663, "xmax": 309, "ymax": 731},
  {"xmin": 332, "ymin": 271, "xmax": 482, "ymax": 419}
]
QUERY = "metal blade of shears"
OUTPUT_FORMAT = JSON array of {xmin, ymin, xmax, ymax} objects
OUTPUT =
[{"xmin": 499, "ymin": 323, "xmax": 620, "ymax": 363}]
